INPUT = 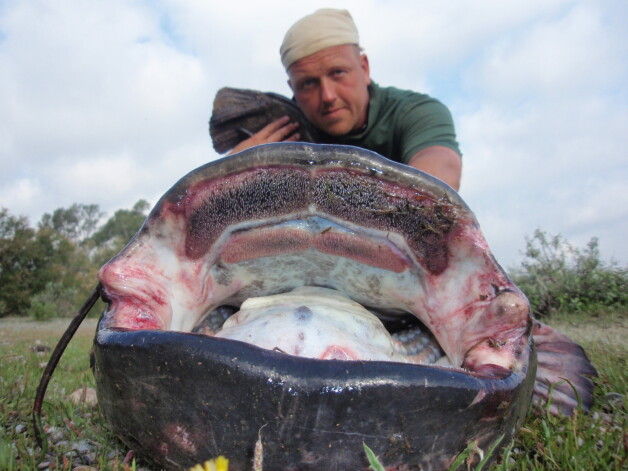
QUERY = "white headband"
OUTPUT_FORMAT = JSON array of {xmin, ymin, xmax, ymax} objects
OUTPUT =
[{"xmin": 280, "ymin": 9, "xmax": 360, "ymax": 70}]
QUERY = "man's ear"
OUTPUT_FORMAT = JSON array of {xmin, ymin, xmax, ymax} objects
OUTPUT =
[
  {"xmin": 360, "ymin": 53, "xmax": 371, "ymax": 86},
  {"xmin": 287, "ymin": 78, "xmax": 294, "ymax": 92}
]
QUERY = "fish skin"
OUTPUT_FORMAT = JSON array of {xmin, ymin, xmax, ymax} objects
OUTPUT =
[
  {"xmin": 93, "ymin": 143, "xmax": 595, "ymax": 470},
  {"xmin": 209, "ymin": 87, "xmax": 321, "ymax": 153},
  {"xmin": 214, "ymin": 286, "xmax": 416, "ymax": 362}
]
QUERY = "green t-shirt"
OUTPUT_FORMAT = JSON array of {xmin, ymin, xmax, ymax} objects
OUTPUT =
[{"xmin": 320, "ymin": 82, "xmax": 461, "ymax": 164}]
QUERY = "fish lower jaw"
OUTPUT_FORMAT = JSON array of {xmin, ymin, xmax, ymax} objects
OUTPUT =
[{"xmin": 461, "ymin": 335, "xmax": 530, "ymax": 378}]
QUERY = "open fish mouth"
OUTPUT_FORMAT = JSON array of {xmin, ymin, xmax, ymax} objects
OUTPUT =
[{"xmin": 93, "ymin": 143, "xmax": 540, "ymax": 470}]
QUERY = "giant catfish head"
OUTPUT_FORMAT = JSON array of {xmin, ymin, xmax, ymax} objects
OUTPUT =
[{"xmin": 93, "ymin": 143, "xmax": 593, "ymax": 471}]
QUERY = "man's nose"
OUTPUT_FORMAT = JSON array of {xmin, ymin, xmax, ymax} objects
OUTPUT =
[{"xmin": 320, "ymin": 78, "xmax": 338, "ymax": 104}]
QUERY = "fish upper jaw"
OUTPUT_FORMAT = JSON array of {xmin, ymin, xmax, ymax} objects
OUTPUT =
[{"xmin": 99, "ymin": 211, "xmax": 532, "ymax": 375}]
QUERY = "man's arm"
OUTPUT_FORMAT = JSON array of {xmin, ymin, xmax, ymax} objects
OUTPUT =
[
  {"xmin": 228, "ymin": 116, "xmax": 300, "ymax": 155},
  {"xmin": 407, "ymin": 146, "xmax": 462, "ymax": 191}
]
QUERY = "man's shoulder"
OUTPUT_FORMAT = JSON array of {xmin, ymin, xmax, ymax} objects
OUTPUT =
[
  {"xmin": 370, "ymin": 82, "xmax": 452, "ymax": 124},
  {"xmin": 371, "ymin": 82, "xmax": 449, "ymax": 116},
  {"xmin": 372, "ymin": 82, "xmax": 433, "ymax": 104},
  {"xmin": 366, "ymin": 82, "xmax": 460, "ymax": 163}
]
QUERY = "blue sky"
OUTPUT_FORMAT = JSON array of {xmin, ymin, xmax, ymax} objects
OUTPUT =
[{"xmin": 0, "ymin": 0, "xmax": 626, "ymax": 269}]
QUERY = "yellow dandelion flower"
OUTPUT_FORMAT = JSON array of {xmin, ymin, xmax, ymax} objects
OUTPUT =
[{"xmin": 189, "ymin": 456, "xmax": 229, "ymax": 471}]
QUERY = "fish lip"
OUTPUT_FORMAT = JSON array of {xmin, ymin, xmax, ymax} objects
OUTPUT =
[
  {"xmin": 93, "ymin": 323, "xmax": 536, "ymax": 470},
  {"xmin": 96, "ymin": 324, "xmax": 529, "ymax": 383}
]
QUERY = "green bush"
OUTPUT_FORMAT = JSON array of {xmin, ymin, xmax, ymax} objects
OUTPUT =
[
  {"xmin": 509, "ymin": 229, "xmax": 628, "ymax": 317},
  {"xmin": 28, "ymin": 281, "xmax": 79, "ymax": 320}
]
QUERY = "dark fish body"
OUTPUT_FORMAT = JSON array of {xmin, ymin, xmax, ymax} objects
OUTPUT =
[
  {"xmin": 209, "ymin": 87, "xmax": 321, "ymax": 153},
  {"xmin": 94, "ymin": 328, "xmax": 534, "ymax": 471},
  {"xmin": 93, "ymin": 143, "xmax": 594, "ymax": 470}
]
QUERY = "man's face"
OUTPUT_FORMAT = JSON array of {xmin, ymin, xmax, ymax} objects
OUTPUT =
[{"xmin": 288, "ymin": 45, "xmax": 371, "ymax": 136}]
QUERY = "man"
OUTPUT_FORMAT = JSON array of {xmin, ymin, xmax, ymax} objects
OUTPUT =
[{"xmin": 229, "ymin": 9, "xmax": 462, "ymax": 191}]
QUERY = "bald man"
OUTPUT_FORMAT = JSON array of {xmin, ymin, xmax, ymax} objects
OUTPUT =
[{"xmin": 229, "ymin": 9, "xmax": 462, "ymax": 191}]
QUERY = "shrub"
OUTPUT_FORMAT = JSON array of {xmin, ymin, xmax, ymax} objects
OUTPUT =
[
  {"xmin": 509, "ymin": 229, "xmax": 628, "ymax": 317},
  {"xmin": 28, "ymin": 282, "xmax": 79, "ymax": 321}
]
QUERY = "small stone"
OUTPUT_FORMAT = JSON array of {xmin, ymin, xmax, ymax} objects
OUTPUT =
[
  {"xmin": 14, "ymin": 423, "xmax": 26, "ymax": 434},
  {"xmin": 72, "ymin": 466, "xmax": 98, "ymax": 471},
  {"xmin": 122, "ymin": 450, "xmax": 136, "ymax": 465},
  {"xmin": 30, "ymin": 344, "xmax": 52, "ymax": 353},
  {"xmin": 37, "ymin": 461, "xmax": 50, "ymax": 469},
  {"xmin": 47, "ymin": 426, "xmax": 65, "ymax": 442},
  {"xmin": 604, "ymin": 392, "xmax": 624, "ymax": 411},
  {"xmin": 67, "ymin": 387, "xmax": 98, "ymax": 407},
  {"xmin": 72, "ymin": 440, "xmax": 92, "ymax": 454},
  {"xmin": 82, "ymin": 452, "xmax": 96, "ymax": 465}
]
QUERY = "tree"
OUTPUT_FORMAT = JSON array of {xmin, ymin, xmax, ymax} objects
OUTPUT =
[
  {"xmin": 0, "ymin": 209, "xmax": 37, "ymax": 316},
  {"xmin": 89, "ymin": 199, "xmax": 150, "ymax": 264},
  {"xmin": 0, "ymin": 209, "xmax": 79, "ymax": 316},
  {"xmin": 39, "ymin": 203, "xmax": 104, "ymax": 242},
  {"xmin": 0, "ymin": 206, "xmax": 103, "ymax": 317},
  {"xmin": 0, "ymin": 200, "xmax": 153, "ymax": 318}
]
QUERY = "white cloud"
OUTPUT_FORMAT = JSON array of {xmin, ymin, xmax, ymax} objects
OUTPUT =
[
  {"xmin": 0, "ymin": 0, "xmax": 625, "ymax": 269},
  {"xmin": 0, "ymin": 178, "xmax": 44, "ymax": 224},
  {"xmin": 450, "ymin": 0, "xmax": 628, "ymax": 266},
  {"xmin": 0, "ymin": 0, "xmax": 214, "ymax": 220},
  {"xmin": 470, "ymin": 3, "xmax": 625, "ymax": 100}
]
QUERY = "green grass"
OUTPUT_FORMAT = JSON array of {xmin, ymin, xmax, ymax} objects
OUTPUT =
[
  {"xmin": 0, "ymin": 318, "xmax": 133, "ymax": 470},
  {"xmin": 1, "ymin": 311, "xmax": 626, "ymax": 470},
  {"xmin": 486, "ymin": 309, "xmax": 627, "ymax": 471}
]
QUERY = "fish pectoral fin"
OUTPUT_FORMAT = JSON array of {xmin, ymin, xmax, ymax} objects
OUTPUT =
[{"xmin": 531, "ymin": 319, "xmax": 597, "ymax": 416}]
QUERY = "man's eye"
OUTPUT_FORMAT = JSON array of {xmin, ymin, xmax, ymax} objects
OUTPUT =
[{"xmin": 301, "ymin": 79, "xmax": 316, "ymax": 89}]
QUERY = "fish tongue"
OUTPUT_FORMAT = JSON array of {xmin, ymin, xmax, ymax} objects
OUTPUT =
[{"xmin": 214, "ymin": 287, "xmax": 410, "ymax": 363}]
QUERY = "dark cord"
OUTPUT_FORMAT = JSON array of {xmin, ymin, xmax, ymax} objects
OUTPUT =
[{"xmin": 32, "ymin": 283, "xmax": 103, "ymax": 454}]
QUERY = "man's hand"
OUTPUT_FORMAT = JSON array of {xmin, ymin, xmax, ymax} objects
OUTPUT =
[
  {"xmin": 407, "ymin": 146, "xmax": 462, "ymax": 191},
  {"xmin": 228, "ymin": 116, "xmax": 301, "ymax": 155}
]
